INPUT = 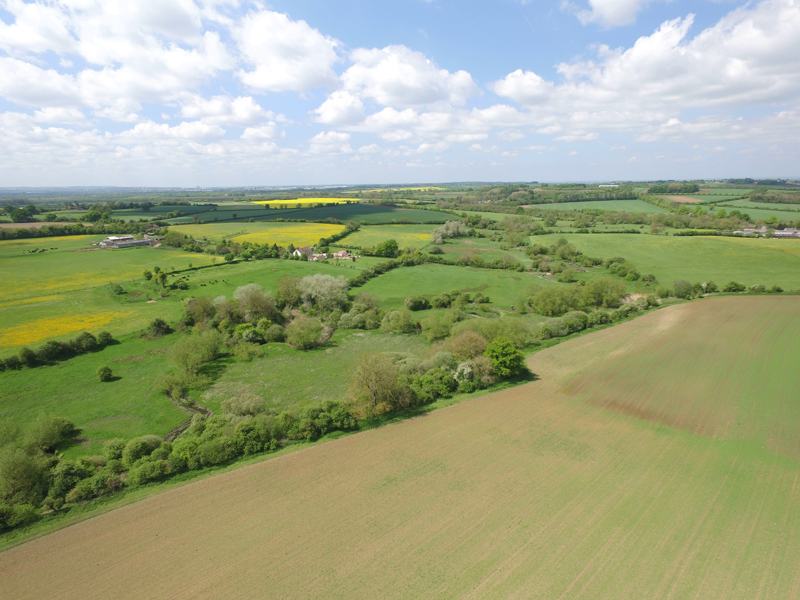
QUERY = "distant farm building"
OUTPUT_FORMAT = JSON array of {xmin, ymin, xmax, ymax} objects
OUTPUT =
[
  {"xmin": 733, "ymin": 226, "xmax": 800, "ymax": 239},
  {"xmin": 733, "ymin": 226, "xmax": 768, "ymax": 237},
  {"xmin": 292, "ymin": 246, "xmax": 314, "ymax": 258},
  {"xmin": 98, "ymin": 235, "xmax": 152, "ymax": 249}
]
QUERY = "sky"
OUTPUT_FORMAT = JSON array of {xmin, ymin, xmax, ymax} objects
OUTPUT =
[{"xmin": 0, "ymin": 0, "xmax": 798, "ymax": 186}]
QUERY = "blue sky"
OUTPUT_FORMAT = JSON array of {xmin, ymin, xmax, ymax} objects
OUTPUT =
[{"xmin": 0, "ymin": 0, "xmax": 797, "ymax": 186}]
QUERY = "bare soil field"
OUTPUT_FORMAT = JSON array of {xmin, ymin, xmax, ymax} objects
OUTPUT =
[{"xmin": 2, "ymin": 296, "xmax": 800, "ymax": 599}]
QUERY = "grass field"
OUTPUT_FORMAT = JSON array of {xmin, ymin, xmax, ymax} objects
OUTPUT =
[
  {"xmin": 0, "ymin": 336, "xmax": 186, "ymax": 457},
  {"xmin": 0, "ymin": 251, "xmax": 370, "ymax": 352},
  {"xmin": 337, "ymin": 224, "xmax": 437, "ymax": 249},
  {"xmin": 358, "ymin": 263, "xmax": 554, "ymax": 308},
  {"xmin": 168, "ymin": 222, "xmax": 345, "ymax": 246},
  {"xmin": 0, "ymin": 236, "xmax": 216, "ymax": 304},
  {"xmin": 537, "ymin": 233, "xmax": 800, "ymax": 290},
  {"xmin": 4, "ymin": 297, "xmax": 799, "ymax": 598},
  {"xmin": 439, "ymin": 236, "xmax": 531, "ymax": 265},
  {"xmin": 202, "ymin": 331, "xmax": 428, "ymax": 414},
  {"xmin": 526, "ymin": 199, "xmax": 667, "ymax": 213}
]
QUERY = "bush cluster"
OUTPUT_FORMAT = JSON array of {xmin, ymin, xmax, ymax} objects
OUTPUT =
[
  {"xmin": 0, "ymin": 331, "xmax": 115, "ymax": 372},
  {"xmin": 350, "ymin": 332, "xmax": 525, "ymax": 418},
  {"xmin": 0, "ymin": 398, "xmax": 359, "ymax": 533}
]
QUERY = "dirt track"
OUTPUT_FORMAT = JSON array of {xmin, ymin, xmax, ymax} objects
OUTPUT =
[{"xmin": 2, "ymin": 297, "xmax": 800, "ymax": 599}]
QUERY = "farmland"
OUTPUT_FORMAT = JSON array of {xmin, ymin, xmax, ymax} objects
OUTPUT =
[
  {"xmin": 168, "ymin": 222, "xmax": 345, "ymax": 247},
  {"xmin": 3, "ymin": 297, "xmax": 799, "ymax": 598},
  {"xmin": 337, "ymin": 224, "xmax": 437, "ymax": 250},
  {"xmin": 358, "ymin": 263, "xmax": 552, "ymax": 308},
  {"xmin": 0, "ymin": 236, "xmax": 216, "ymax": 303},
  {"xmin": 528, "ymin": 199, "xmax": 667, "ymax": 213},
  {"xmin": 536, "ymin": 233, "xmax": 800, "ymax": 290},
  {"xmin": 164, "ymin": 203, "xmax": 454, "ymax": 225},
  {"xmin": 251, "ymin": 197, "xmax": 355, "ymax": 207}
]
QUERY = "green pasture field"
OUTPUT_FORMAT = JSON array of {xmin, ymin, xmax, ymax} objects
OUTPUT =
[
  {"xmin": 536, "ymin": 232, "xmax": 800, "ymax": 290},
  {"xmin": 202, "ymin": 331, "xmax": 428, "ymax": 414},
  {"xmin": 0, "ymin": 245, "xmax": 371, "ymax": 352},
  {"xmin": 722, "ymin": 198, "xmax": 800, "ymax": 212},
  {"xmin": 0, "ymin": 236, "xmax": 216, "ymax": 303},
  {"xmin": 336, "ymin": 224, "xmax": 437, "ymax": 249},
  {"xmin": 358, "ymin": 263, "xmax": 555, "ymax": 308},
  {"xmin": 527, "ymin": 199, "xmax": 667, "ymax": 213},
  {"xmin": 0, "ymin": 335, "xmax": 186, "ymax": 458},
  {"xmin": 439, "ymin": 236, "xmax": 531, "ymax": 265},
  {"xmin": 707, "ymin": 203, "xmax": 800, "ymax": 223},
  {"xmin": 165, "ymin": 203, "xmax": 454, "ymax": 225}
]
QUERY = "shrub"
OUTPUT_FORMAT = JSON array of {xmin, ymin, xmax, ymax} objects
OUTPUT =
[
  {"xmin": 97, "ymin": 366, "xmax": 114, "ymax": 382},
  {"xmin": 454, "ymin": 356, "xmax": 496, "ymax": 392},
  {"xmin": 381, "ymin": 309, "xmax": 419, "ymax": 334},
  {"xmin": 26, "ymin": 417, "xmax": 79, "ymax": 453},
  {"xmin": 47, "ymin": 459, "xmax": 94, "ymax": 501},
  {"xmin": 409, "ymin": 367, "xmax": 457, "ymax": 405},
  {"xmin": 582, "ymin": 278, "xmax": 626, "ymax": 308},
  {"xmin": 723, "ymin": 281, "xmax": 746, "ymax": 293},
  {"xmin": 587, "ymin": 310, "xmax": 611, "ymax": 327},
  {"xmin": 673, "ymin": 280, "xmax": 694, "ymax": 299},
  {"xmin": 122, "ymin": 435, "xmax": 162, "ymax": 466},
  {"xmin": 233, "ymin": 283, "xmax": 279, "ymax": 322},
  {"xmin": 339, "ymin": 295, "xmax": 382, "ymax": 330},
  {"xmin": 350, "ymin": 354, "xmax": 414, "ymax": 416},
  {"xmin": 0, "ymin": 450, "xmax": 49, "ymax": 505},
  {"xmin": 18, "ymin": 347, "xmax": 38, "ymax": 367},
  {"xmin": 297, "ymin": 274, "xmax": 349, "ymax": 312},
  {"xmin": 128, "ymin": 459, "xmax": 172, "ymax": 486},
  {"xmin": 221, "ymin": 395, "xmax": 266, "ymax": 416},
  {"xmin": 197, "ymin": 436, "xmax": 239, "ymax": 467},
  {"xmin": 262, "ymin": 323, "xmax": 286, "ymax": 342},
  {"xmin": 103, "ymin": 439, "xmax": 126, "ymax": 460},
  {"xmin": 420, "ymin": 311, "xmax": 459, "ymax": 341},
  {"xmin": 530, "ymin": 287, "xmax": 582, "ymax": 317},
  {"xmin": 71, "ymin": 332, "xmax": 99, "ymax": 353},
  {"xmin": 285, "ymin": 315, "xmax": 325, "ymax": 350},
  {"xmin": 562, "ymin": 310, "xmax": 589, "ymax": 333},
  {"xmin": 485, "ymin": 337, "xmax": 525, "ymax": 379},
  {"xmin": 405, "ymin": 296, "xmax": 432, "ymax": 311},
  {"xmin": 371, "ymin": 239, "xmax": 399, "ymax": 257},
  {"xmin": 65, "ymin": 469, "xmax": 123, "ymax": 503},
  {"xmin": 0, "ymin": 503, "xmax": 39, "ymax": 532},
  {"xmin": 235, "ymin": 324, "xmax": 266, "ymax": 344},
  {"xmin": 144, "ymin": 318, "xmax": 173, "ymax": 337},
  {"xmin": 443, "ymin": 330, "xmax": 488, "ymax": 360}
]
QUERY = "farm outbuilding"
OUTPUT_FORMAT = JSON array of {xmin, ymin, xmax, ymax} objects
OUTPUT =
[{"xmin": 98, "ymin": 235, "xmax": 152, "ymax": 249}]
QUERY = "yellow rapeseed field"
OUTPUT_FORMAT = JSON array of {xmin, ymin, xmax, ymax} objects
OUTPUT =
[
  {"xmin": 0, "ymin": 311, "xmax": 132, "ymax": 348},
  {"xmin": 232, "ymin": 223, "xmax": 345, "ymax": 247},
  {"xmin": 251, "ymin": 197, "xmax": 355, "ymax": 207}
]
